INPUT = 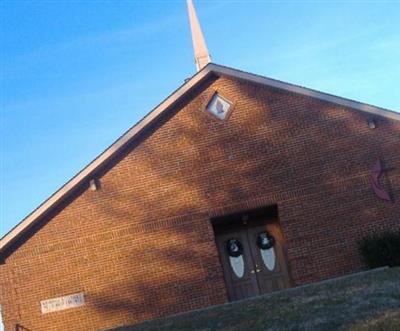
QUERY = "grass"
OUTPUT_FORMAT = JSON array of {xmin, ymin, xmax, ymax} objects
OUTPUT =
[{"xmin": 109, "ymin": 267, "xmax": 400, "ymax": 331}]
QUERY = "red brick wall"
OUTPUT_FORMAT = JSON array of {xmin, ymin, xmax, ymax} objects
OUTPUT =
[{"xmin": 1, "ymin": 74, "xmax": 399, "ymax": 330}]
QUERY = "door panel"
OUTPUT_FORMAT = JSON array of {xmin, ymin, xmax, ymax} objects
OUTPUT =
[
  {"xmin": 247, "ymin": 221, "xmax": 291, "ymax": 294},
  {"xmin": 215, "ymin": 216, "xmax": 291, "ymax": 301},
  {"xmin": 215, "ymin": 227, "xmax": 260, "ymax": 300}
]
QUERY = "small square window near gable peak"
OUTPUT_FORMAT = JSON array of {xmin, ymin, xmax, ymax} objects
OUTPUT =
[{"xmin": 205, "ymin": 92, "xmax": 233, "ymax": 120}]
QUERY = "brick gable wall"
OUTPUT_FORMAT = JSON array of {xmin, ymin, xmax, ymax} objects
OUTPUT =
[{"xmin": 1, "ymin": 75, "xmax": 399, "ymax": 330}]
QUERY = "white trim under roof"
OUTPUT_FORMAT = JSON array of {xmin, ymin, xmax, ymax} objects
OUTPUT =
[
  {"xmin": 1, "ymin": 63, "xmax": 399, "ymax": 256},
  {"xmin": 0, "ymin": 66, "xmax": 213, "ymax": 255},
  {"xmin": 212, "ymin": 64, "xmax": 400, "ymax": 121}
]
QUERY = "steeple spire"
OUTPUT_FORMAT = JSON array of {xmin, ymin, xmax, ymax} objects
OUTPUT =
[{"xmin": 187, "ymin": 0, "xmax": 211, "ymax": 71}]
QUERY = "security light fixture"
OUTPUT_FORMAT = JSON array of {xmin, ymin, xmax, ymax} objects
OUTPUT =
[
  {"xmin": 89, "ymin": 179, "xmax": 99, "ymax": 191},
  {"xmin": 367, "ymin": 118, "xmax": 376, "ymax": 129}
]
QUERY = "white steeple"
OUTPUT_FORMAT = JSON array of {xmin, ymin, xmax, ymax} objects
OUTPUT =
[{"xmin": 187, "ymin": 0, "xmax": 211, "ymax": 71}]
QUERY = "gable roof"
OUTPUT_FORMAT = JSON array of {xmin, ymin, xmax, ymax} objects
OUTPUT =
[{"xmin": 1, "ymin": 63, "xmax": 399, "ymax": 257}]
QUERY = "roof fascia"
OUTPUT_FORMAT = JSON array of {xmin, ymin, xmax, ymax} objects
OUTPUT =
[
  {"xmin": 2, "ymin": 62, "xmax": 398, "ymax": 256},
  {"xmin": 0, "ymin": 66, "xmax": 214, "ymax": 255},
  {"xmin": 208, "ymin": 63, "xmax": 400, "ymax": 121}
]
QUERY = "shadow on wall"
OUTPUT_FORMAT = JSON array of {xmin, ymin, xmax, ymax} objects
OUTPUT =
[
  {"xmin": 6, "ymin": 76, "xmax": 400, "ymax": 330},
  {"xmin": 80, "ymin": 76, "xmax": 399, "ymax": 328}
]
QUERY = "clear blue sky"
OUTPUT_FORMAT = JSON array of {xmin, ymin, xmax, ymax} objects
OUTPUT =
[{"xmin": 1, "ymin": 0, "xmax": 400, "ymax": 240}]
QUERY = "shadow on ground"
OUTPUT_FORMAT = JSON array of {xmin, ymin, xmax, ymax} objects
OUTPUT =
[{"xmin": 107, "ymin": 267, "xmax": 400, "ymax": 331}]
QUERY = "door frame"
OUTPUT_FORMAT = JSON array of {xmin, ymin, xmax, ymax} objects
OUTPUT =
[{"xmin": 211, "ymin": 205, "xmax": 292, "ymax": 301}]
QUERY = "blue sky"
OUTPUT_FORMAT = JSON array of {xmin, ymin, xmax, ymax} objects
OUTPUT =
[{"xmin": 1, "ymin": 0, "xmax": 400, "ymax": 241}]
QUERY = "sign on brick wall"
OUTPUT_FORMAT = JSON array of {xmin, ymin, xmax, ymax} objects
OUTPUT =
[{"xmin": 40, "ymin": 293, "xmax": 85, "ymax": 314}]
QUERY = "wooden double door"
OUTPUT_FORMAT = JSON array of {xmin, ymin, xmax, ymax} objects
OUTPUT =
[{"xmin": 215, "ymin": 218, "xmax": 291, "ymax": 301}]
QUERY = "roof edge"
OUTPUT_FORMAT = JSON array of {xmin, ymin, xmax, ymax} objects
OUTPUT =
[
  {"xmin": 1, "ymin": 62, "xmax": 399, "ymax": 256},
  {"xmin": 209, "ymin": 63, "xmax": 400, "ymax": 121},
  {"xmin": 0, "ymin": 64, "xmax": 215, "ymax": 255}
]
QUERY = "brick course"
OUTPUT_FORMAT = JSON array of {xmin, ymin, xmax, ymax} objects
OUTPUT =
[{"xmin": 1, "ymin": 75, "xmax": 399, "ymax": 330}]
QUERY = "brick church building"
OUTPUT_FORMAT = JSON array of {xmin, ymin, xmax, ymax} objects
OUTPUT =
[{"xmin": 1, "ymin": 2, "xmax": 399, "ymax": 330}]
